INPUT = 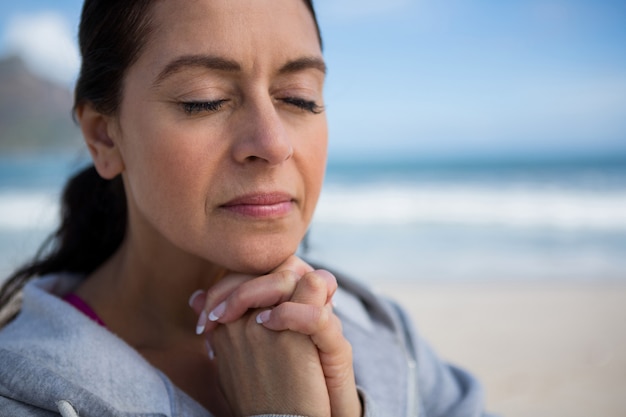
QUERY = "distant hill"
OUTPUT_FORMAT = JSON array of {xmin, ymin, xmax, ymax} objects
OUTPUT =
[{"xmin": 0, "ymin": 55, "xmax": 81, "ymax": 153}]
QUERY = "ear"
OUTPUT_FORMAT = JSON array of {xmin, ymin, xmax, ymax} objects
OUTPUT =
[{"xmin": 76, "ymin": 102, "xmax": 125, "ymax": 180}]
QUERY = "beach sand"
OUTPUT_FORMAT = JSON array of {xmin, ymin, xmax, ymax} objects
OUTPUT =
[{"xmin": 379, "ymin": 281, "xmax": 626, "ymax": 417}]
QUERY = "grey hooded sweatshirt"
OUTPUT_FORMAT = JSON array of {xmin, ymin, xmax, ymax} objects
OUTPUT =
[{"xmin": 0, "ymin": 272, "xmax": 495, "ymax": 417}]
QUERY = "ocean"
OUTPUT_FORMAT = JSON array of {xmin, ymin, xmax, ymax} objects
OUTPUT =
[{"xmin": 1, "ymin": 152, "xmax": 625, "ymax": 285}]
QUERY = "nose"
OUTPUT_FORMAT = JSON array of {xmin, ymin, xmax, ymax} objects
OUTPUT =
[{"xmin": 231, "ymin": 98, "xmax": 293, "ymax": 165}]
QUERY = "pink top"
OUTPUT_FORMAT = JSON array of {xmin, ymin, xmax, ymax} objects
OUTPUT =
[{"xmin": 63, "ymin": 293, "xmax": 106, "ymax": 328}]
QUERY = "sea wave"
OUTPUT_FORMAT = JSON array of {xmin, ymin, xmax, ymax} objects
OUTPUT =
[
  {"xmin": 315, "ymin": 184, "xmax": 626, "ymax": 230},
  {"xmin": 2, "ymin": 184, "xmax": 626, "ymax": 232},
  {"xmin": 0, "ymin": 191, "xmax": 60, "ymax": 230}
]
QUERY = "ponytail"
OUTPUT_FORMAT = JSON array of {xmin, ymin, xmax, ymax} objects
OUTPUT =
[{"xmin": 0, "ymin": 165, "xmax": 126, "ymax": 324}]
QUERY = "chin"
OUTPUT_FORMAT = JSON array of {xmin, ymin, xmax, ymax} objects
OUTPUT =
[{"xmin": 212, "ymin": 239, "xmax": 301, "ymax": 276}]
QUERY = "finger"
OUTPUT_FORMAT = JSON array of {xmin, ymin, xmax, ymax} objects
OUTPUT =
[
  {"xmin": 290, "ymin": 269, "xmax": 338, "ymax": 306},
  {"xmin": 209, "ymin": 269, "xmax": 301, "ymax": 324},
  {"xmin": 258, "ymin": 304, "xmax": 360, "ymax": 417},
  {"xmin": 316, "ymin": 316, "xmax": 361, "ymax": 417},
  {"xmin": 215, "ymin": 257, "xmax": 318, "ymax": 320},
  {"xmin": 257, "ymin": 303, "xmax": 348, "ymax": 373},
  {"xmin": 304, "ymin": 308, "xmax": 359, "ymax": 417},
  {"xmin": 216, "ymin": 269, "xmax": 336, "ymax": 326},
  {"xmin": 194, "ymin": 257, "xmax": 315, "ymax": 334},
  {"xmin": 188, "ymin": 289, "xmax": 207, "ymax": 314},
  {"xmin": 195, "ymin": 272, "xmax": 253, "ymax": 334},
  {"xmin": 204, "ymin": 332, "xmax": 215, "ymax": 360},
  {"xmin": 256, "ymin": 302, "xmax": 329, "ymax": 334},
  {"xmin": 202, "ymin": 255, "xmax": 312, "ymax": 322}
]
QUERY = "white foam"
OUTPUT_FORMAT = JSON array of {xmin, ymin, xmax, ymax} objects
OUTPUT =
[
  {"xmin": 315, "ymin": 184, "xmax": 626, "ymax": 230},
  {"xmin": 2, "ymin": 184, "xmax": 625, "ymax": 232}
]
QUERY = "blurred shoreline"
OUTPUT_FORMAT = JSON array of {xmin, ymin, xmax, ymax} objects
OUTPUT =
[{"xmin": 382, "ymin": 281, "xmax": 626, "ymax": 417}]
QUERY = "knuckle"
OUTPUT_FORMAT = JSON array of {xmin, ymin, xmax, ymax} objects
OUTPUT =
[
  {"xmin": 278, "ymin": 269, "xmax": 300, "ymax": 285},
  {"xmin": 314, "ymin": 306, "xmax": 330, "ymax": 329},
  {"xmin": 316, "ymin": 269, "xmax": 338, "ymax": 290},
  {"xmin": 301, "ymin": 273, "xmax": 326, "ymax": 292}
]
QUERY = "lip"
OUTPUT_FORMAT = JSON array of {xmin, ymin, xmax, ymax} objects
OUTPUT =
[{"xmin": 219, "ymin": 192, "xmax": 296, "ymax": 218}]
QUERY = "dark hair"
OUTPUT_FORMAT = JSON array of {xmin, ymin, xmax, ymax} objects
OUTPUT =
[{"xmin": 0, "ymin": 0, "xmax": 323, "ymax": 323}]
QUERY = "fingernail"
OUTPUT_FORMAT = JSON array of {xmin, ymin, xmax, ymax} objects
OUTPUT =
[
  {"xmin": 205, "ymin": 339, "xmax": 215, "ymax": 360},
  {"xmin": 196, "ymin": 311, "xmax": 208, "ymax": 335},
  {"xmin": 209, "ymin": 301, "xmax": 226, "ymax": 322},
  {"xmin": 188, "ymin": 290, "xmax": 204, "ymax": 308},
  {"xmin": 256, "ymin": 310, "xmax": 271, "ymax": 324}
]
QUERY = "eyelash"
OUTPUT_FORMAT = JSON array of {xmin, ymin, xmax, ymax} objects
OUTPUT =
[
  {"xmin": 180, "ymin": 97, "xmax": 324, "ymax": 115},
  {"xmin": 281, "ymin": 97, "xmax": 325, "ymax": 114},
  {"xmin": 181, "ymin": 100, "xmax": 228, "ymax": 115}
]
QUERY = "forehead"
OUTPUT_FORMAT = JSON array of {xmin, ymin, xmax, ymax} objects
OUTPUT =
[{"xmin": 139, "ymin": 0, "xmax": 321, "ymax": 74}]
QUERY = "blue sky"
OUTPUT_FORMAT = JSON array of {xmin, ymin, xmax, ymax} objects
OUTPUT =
[{"xmin": 1, "ymin": 0, "xmax": 625, "ymax": 160}]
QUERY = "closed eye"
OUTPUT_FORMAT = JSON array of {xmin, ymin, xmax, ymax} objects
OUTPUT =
[
  {"xmin": 180, "ymin": 99, "xmax": 229, "ymax": 115},
  {"xmin": 281, "ymin": 97, "xmax": 324, "ymax": 114}
]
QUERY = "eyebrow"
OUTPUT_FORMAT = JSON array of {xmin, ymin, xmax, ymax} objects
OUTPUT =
[
  {"xmin": 278, "ymin": 57, "xmax": 327, "ymax": 76},
  {"xmin": 153, "ymin": 54, "xmax": 327, "ymax": 86},
  {"xmin": 154, "ymin": 55, "xmax": 241, "ymax": 86}
]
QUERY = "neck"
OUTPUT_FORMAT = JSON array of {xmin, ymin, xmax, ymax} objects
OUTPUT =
[{"xmin": 76, "ymin": 231, "xmax": 224, "ymax": 349}]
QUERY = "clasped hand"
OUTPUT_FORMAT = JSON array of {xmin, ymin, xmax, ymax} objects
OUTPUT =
[{"xmin": 189, "ymin": 256, "xmax": 362, "ymax": 417}]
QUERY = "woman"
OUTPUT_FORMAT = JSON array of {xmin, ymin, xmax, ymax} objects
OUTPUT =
[{"xmin": 0, "ymin": 1, "xmax": 493, "ymax": 416}]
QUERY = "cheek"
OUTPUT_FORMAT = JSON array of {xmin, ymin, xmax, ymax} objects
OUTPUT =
[
  {"xmin": 120, "ymin": 116, "xmax": 226, "ymax": 233},
  {"xmin": 303, "ymin": 122, "xmax": 328, "ymax": 199}
]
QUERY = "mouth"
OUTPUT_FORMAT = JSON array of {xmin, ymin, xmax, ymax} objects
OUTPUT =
[{"xmin": 219, "ymin": 192, "xmax": 296, "ymax": 218}]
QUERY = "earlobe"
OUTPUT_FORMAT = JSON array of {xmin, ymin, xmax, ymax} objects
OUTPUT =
[{"xmin": 76, "ymin": 103, "xmax": 125, "ymax": 180}]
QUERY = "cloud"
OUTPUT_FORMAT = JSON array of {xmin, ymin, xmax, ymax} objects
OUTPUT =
[
  {"xmin": 317, "ymin": 0, "xmax": 412, "ymax": 20},
  {"xmin": 4, "ymin": 12, "xmax": 80, "ymax": 86}
]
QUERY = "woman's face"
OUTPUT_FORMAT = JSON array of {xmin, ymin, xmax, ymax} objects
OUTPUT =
[{"xmin": 111, "ymin": 0, "xmax": 327, "ymax": 274}]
